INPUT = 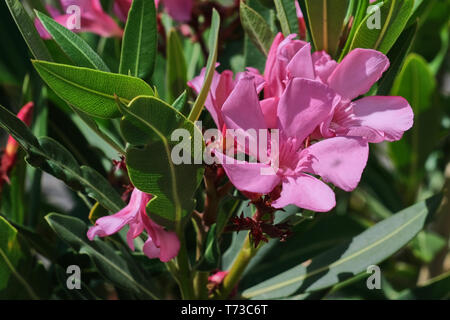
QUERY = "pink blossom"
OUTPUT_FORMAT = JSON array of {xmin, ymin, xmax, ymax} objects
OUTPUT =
[
  {"xmin": 215, "ymin": 76, "xmax": 369, "ymax": 212},
  {"xmin": 0, "ymin": 102, "xmax": 34, "ymax": 191},
  {"xmin": 87, "ymin": 188, "xmax": 180, "ymax": 262},
  {"xmin": 114, "ymin": 0, "xmax": 193, "ymax": 23},
  {"xmin": 188, "ymin": 66, "xmax": 264, "ymax": 130},
  {"xmin": 35, "ymin": 0, "xmax": 123, "ymax": 39},
  {"xmin": 262, "ymin": 33, "xmax": 414, "ymax": 143}
]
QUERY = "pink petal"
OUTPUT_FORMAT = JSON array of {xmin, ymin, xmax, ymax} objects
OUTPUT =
[
  {"xmin": 271, "ymin": 174, "xmax": 336, "ymax": 212},
  {"xmin": 349, "ymin": 96, "xmax": 414, "ymax": 142},
  {"xmin": 260, "ymin": 97, "xmax": 279, "ymax": 128},
  {"xmin": 312, "ymin": 51, "xmax": 338, "ymax": 83},
  {"xmin": 264, "ymin": 33, "xmax": 285, "ymax": 99},
  {"xmin": 328, "ymin": 49, "xmax": 389, "ymax": 100},
  {"xmin": 222, "ymin": 76, "xmax": 268, "ymax": 131},
  {"xmin": 152, "ymin": 226, "xmax": 180, "ymax": 262},
  {"xmin": 216, "ymin": 151, "xmax": 281, "ymax": 194},
  {"xmin": 286, "ymin": 43, "xmax": 315, "ymax": 80},
  {"xmin": 142, "ymin": 219, "xmax": 180, "ymax": 262},
  {"xmin": 306, "ymin": 137, "xmax": 369, "ymax": 191},
  {"xmin": 277, "ymin": 78, "xmax": 338, "ymax": 143}
]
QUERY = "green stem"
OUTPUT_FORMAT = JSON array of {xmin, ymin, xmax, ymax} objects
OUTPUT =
[
  {"xmin": 0, "ymin": 248, "xmax": 39, "ymax": 300},
  {"xmin": 193, "ymin": 271, "xmax": 209, "ymax": 299},
  {"xmin": 216, "ymin": 234, "xmax": 260, "ymax": 299},
  {"xmin": 174, "ymin": 233, "xmax": 195, "ymax": 299}
]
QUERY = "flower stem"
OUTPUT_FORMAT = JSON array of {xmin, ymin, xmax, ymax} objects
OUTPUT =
[
  {"xmin": 174, "ymin": 236, "xmax": 195, "ymax": 299},
  {"xmin": 216, "ymin": 233, "xmax": 260, "ymax": 299}
]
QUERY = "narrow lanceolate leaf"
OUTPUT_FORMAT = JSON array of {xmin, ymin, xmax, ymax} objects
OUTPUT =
[
  {"xmin": 0, "ymin": 217, "xmax": 22, "ymax": 291},
  {"xmin": 32, "ymin": 60, "xmax": 154, "ymax": 118},
  {"xmin": 117, "ymin": 96, "xmax": 204, "ymax": 228},
  {"xmin": 243, "ymin": 195, "xmax": 442, "ymax": 299},
  {"xmin": 166, "ymin": 29, "xmax": 187, "ymax": 103},
  {"xmin": 188, "ymin": 9, "xmax": 220, "ymax": 122},
  {"xmin": 45, "ymin": 213, "xmax": 158, "ymax": 299},
  {"xmin": 119, "ymin": 0, "xmax": 157, "ymax": 78},
  {"xmin": 304, "ymin": 0, "xmax": 350, "ymax": 56},
  {"xmin": 0, "ymin": 104, "xmax": 124, "ymax": 212},
  {"xmin": 349, "ymin": 0, "xmax": 415, "ymax": 54},
  {"xmin": 5, "ymin": 0, "xmax": 52, "ymax": 61},
  {"xmin": 240, "ymin": 1, "xmax": 275, "ymax": 57},
  {"xmin": 35, "ymin": 11, "xmax": 110, "ymax": 72},
  {"xmin": 274, "ymin": 0, "xmax": 299, "ymax": 37}
]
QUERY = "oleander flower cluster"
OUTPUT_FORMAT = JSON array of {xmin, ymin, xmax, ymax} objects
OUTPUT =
[{"xmin": 190, "ymin": 33, "xmax": 414, "ymax": 212}]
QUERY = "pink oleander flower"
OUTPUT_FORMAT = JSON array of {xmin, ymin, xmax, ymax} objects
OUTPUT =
[
  {"xmin": 114, "ymin": 0, "xmax": 193, "ymax": 23},
  {"xmin": 35, "ymin": 0, "xmax": 123, "ymax": 39},
  {"xmin": 215, "ymin": 75, "xmax": 369, "ymax": 212},
  {"xmin": 87, "ymin": 188, "xmax": 180, "ymax": 262},
  {"xmin": 0, "ymin": 102, "xmax": 34, "ymax": 191},
  {"xmin": 188, "ymin": 65, "xmax": 264, "ymax": 131},
  {"xmin": 262, "ymin": 33, "xmax": 414, "ymax": 143}
]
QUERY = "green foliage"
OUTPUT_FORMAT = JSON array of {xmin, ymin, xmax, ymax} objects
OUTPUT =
[
  {"xmin": 119, "ymin": 0, "xmax": 157, "ymax": 79},
  {"xmin": 4, "ymin": 0, "xmax": 52, "ymax": 61},
  {"xmin": 33, "ymin": 61, "xmax": 154, "ymax": 118},
  {"xmin": 349, "ymin": 0, "xmax": 415, "ymax": 54},
  {"xmin": 0, "ymin": 104, "xmax": 124, "ymax": 212},
  {"xmin": 166, "ymin": 29, "xmax": 187, "ymax": 103},
  {"xmin": 240, "ymin": 0, "xmax": 275, "ymax": 57},
  {"xmin": 242, "ymin": 195, "xmax": 442, "ymax": 299},
  {"xmin": 389, "ymin": 54, "xmax": 440, "ymax": 197},
  {"xmin": 0, "ymin": 0, "xmax": 447, "ymax": 301},
  {"xmin": 35, "ymin": 11, "xmax": 110, "ymax": 71},
  {"xmin": 117, "ymin": 96, "xmax": 204, "ymax": 228},
  {"xmin": 45, "ymin": 213, "xmax": 159, "ymax": 299},
  {"xmin": 0, "ymin": 217, "xmax": 22, "ymax": 291},
  {"xmin": 304, "ymin": 0, "xmax": 349, "ymax": 56}
]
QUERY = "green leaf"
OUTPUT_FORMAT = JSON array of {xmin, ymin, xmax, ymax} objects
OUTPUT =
[
  {"xmin": 188, "ymin": 9, "xmax": 220, "ymax": 122},
  {"xmin": 45, "ymin": 213, "xmax": 158, "ymax": 299},
  {"xmin": 0, "ymin": 217, "xmax": 22, "ymax": 291},
  {"xmin": 242, "ymin": 195, "xmax": 442, "ymax": 299},
  {"xmin": 240, "ymin": 0, "xmax": 275, "ymax": 57},
  {"xmin": 349, "ymin": 0, "xmax": 415, "ymax": 54},
  {"xmin": 339, "ymin": 0, "xmax": 369, "ymax": 59},
  {"xmin": 117, "ymin": 96, "xmax": 204, "ymax": 228},
  {"xmin": 410, "ymin": 231, "xmax": 446, "ymax": 263},
  {"xmin": 119, "ymin": 0, "xmax": 157, "ymax": 79},
  {"xmin": 172, "ymin": 90, "xmax": 188, "ymax": 114},
  {"xmin": 35, "ymin": 11, "xmax": 110, "ymax": 72},
  {"xmin": 304, "ymin": 0, "xmax": 350, "ymax": 56},
  {"xmin": 376, "ymin": 21, "xmax": 418, "ymax": 95},
  {"xmin": 32, "ymin": 60, "xmax": 154, "ymax": 118},
  {"xmin": 5, "ymin": 0, "xmax": 52, "ymax": 61},
  {"xmin": 274, "ymin": 0, "xmax": 300, "ymax": 37},
  {"xmin": 166, "ymin": 29, "xmax": 187, "ymax": 103},
  {"xmin": 388, "ymin": 54, "xmax": 438, "ymax": 194},
  {"xmin": 397, "ymin": 271, "xmax": 450, "ymax": 300},
  {"xmin": 197, "ymin": 224, "xmax": 221, "ymax": 271},
  {"xmin": 0, "ymin": 104, "xmax": 124, "ymax": 212}
]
